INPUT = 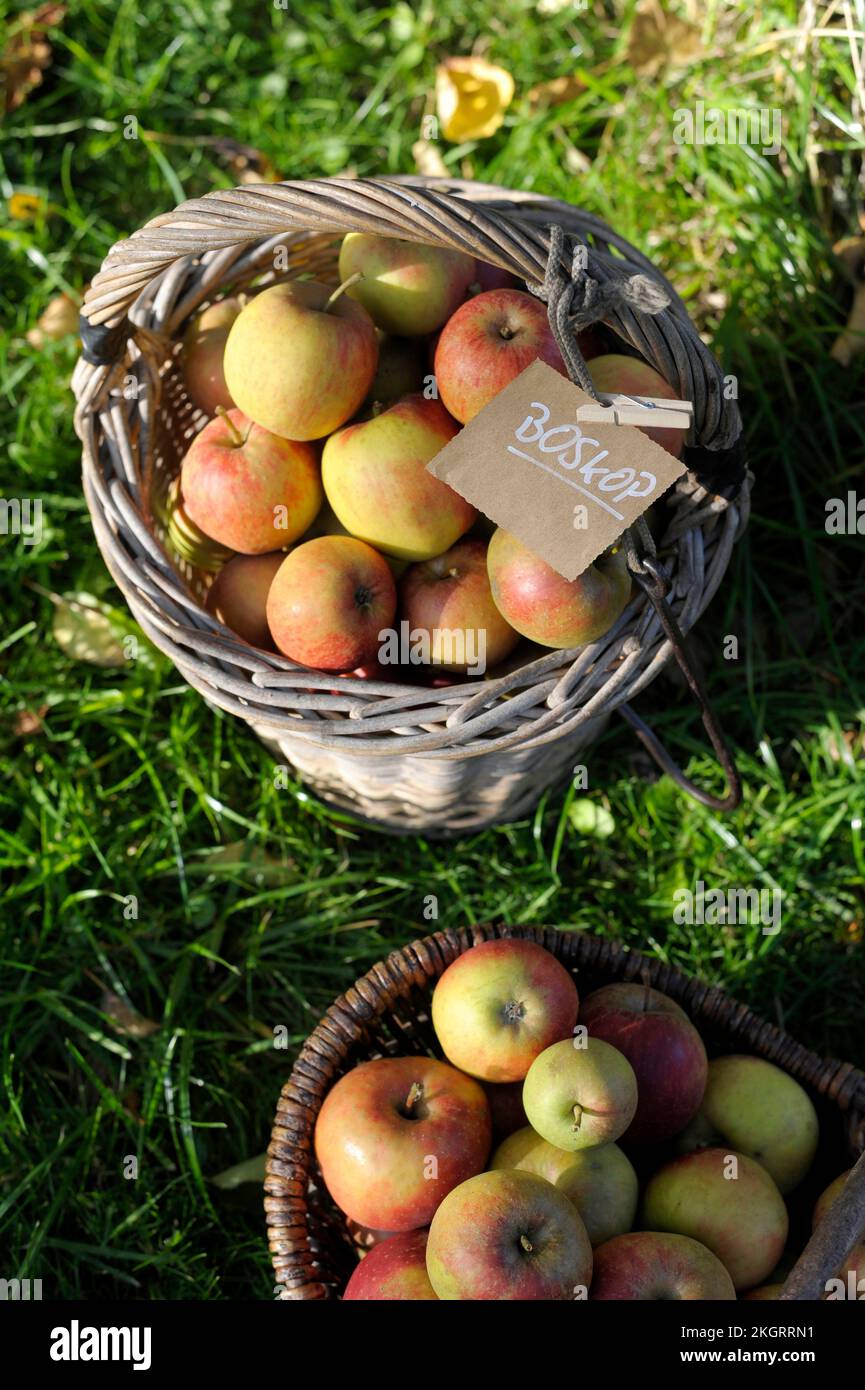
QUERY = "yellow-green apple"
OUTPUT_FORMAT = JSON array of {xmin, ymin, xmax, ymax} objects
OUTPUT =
[
  {"xmin": 431, "ymin": 938, "xmax": 579, "ymax": 1083},
  {"xmin": 343, "ymin": 1230, "xmax": 438, "ymax": 1301},
  {"xmin": 434, "ymin": 288, "xmax": 566, "ymax": 424},
  {"xmin": 482, "ymin": 1080, "xmax": 528, "ymax": 1143},
  {"xmin": 366, "ymin": 333, "xmax": 428, "ymax": 405},
  {"xmin": 223, "ymin": 279, "xmax": 378, "ymax": 440},
  {"xmin": 205, "ymin": 552, "xmax": 284, "ymax": 647},
  {"xmin": 180, "ymin": 408, "xmax": 322, "ymax": 553},
  {"xmin": 587, "ymin": 354, "xmax": 685, "ymax": 458},
  {"xmin": 181, "ymin": 297, "xmax": 240, "ymax": 416},
  {"xmin": 590, "ymin": 1232, "xmax": 736, "ymax": 1301},
  {"xmin": 580, "ymin": 983, "xmax": 708, "ymax": 1145},
  {"xmin": 487, "ymin": 530, "xmax": 631, "ymax": 649},
  {"xmin": 523, "ymin": 1038, "xmax": 638, "ymax": 1152},
  {"xmin": 813, "ymin": 1170, "xmax": 865, "ymax": 1294},
  {"xmin": 642, "ymin": 1147, "xmax": 789, "ymax": 1291},
  {"xmin": 314, "ymin": 1055, "xmax": 491, "ymax": 1232},
  {"xmin": 339, "ymin": 232, "xmax": 475, "ymax": 336},
  {"xmin": 679, "ymin": 1055, "xmax": 818, "ymax": 1194},
  {"xmin": 492, "ymin": 1128, "xmax": 638, "ymax": 1246},
  {"xmin": 743, "ymin": 1283, "xmax": 784, "ymax": 1300},
  {"xmin": 322, "ymin": 394, "xmax": 475, "ymax": 561},
  {"xmin": 399, "ymin": 538, "xmax": 519, "ymax": 673},
  {"xmin": 426, "ymin": 1170, "xmax": 592, "ymax": 1300},
  {"xmin": 266, "ymin": 535, "xmax": 396, "ymax": 671}
]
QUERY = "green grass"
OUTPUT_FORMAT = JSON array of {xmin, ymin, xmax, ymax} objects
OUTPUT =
[{"xmin": 1, "ymin": 0, "xmax": 864, "ymax": 1298}]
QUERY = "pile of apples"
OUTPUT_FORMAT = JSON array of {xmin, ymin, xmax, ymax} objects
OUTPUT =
[
  {"xmin": 177, "ymin": 234, "xmax": 682, "ymax": 678},
  {"xmin": 312, "ymin": 938, "xmax": 859, "ymax": 1301}
]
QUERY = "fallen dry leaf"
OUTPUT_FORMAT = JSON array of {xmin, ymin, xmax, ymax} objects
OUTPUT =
[
  {"xmin": 435, "ymin": 56, "xmax": 515, "ymax": 142},
  {"xmin": 206, "ymin": 136, "xmax": 280, "ymax": 184},
  {"xmin": 12, "ymin": 704, "xmax": 49, "ymax": 736},
  {"xmin": 412, "ymin": 137, "xmax": 449, "ymax": 178},
  {"xmin": 526, "ymin": 74, "xmax": 586, "ymax": 110},
  {"xmin": 51, "ymin": 592, "xmax": 128, "ymax": 667},
  {"xmin": 626, "ymin": 0, "xmax": 703, "ymax": 77},
  {"xmin": 0, "ymin": 3, "xmax": 65, "ymax": 114},
  {"xmin": 26, "ymin": 291, "xmax": 80, "ymax": 348},
  {"xmin": 831, "ymin": 281, "xmax": 865, "ymax": 366},
  {"xmin": 100, "ymin": 989, "xmax": 160, "ymax": 1039}
]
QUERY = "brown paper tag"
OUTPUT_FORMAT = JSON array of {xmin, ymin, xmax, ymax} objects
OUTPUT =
[{"xmin": 426, "ymin": 360, "xmax": 688, "ymax": 580}]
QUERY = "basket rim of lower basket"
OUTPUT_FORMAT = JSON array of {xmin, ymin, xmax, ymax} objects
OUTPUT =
[{"xmin": 264, "ymin": 923, "xmax": 865, "ymax": 1300}]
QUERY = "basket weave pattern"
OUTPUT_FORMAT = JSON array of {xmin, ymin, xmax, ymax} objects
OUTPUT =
[
  {"xmin": 73, "ymin": 178, "xmax": 751, "ymax": 831},
  {"xmin": 264, "ymin": 924, "xmax": 865, "ymax": 1301}
]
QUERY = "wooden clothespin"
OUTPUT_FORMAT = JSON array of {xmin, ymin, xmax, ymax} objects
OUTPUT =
[{"xmin": 576, "ymin": 392, "xmax": 694, "ymax": 431}]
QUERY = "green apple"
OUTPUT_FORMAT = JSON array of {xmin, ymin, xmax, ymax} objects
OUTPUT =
[
  {"xmin": 522, "ymin": 1038, "xmax": 638, "ymax": 1151},
  {"xmin": 339, "ymin": 232, "xmax": 475, "ymax": 336},
  {"xmin": 492, "ymin": 1127, "xmax": 637, "ymax": 1246},
  {"xmin": 679, "ymin": 1055, "xmax": 818, "ymax": 1194}
]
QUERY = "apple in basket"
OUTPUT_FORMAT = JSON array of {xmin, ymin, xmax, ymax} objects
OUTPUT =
[
  {"xmin": 486, "ymin": 530, "xmax": 631, "ymax": 649},
  {"xmin": 205, "ymin": 552, "xmax": 284, "ymax": 648},
  {"xmin": 180, "ymin": 296, "xmax": 241, "ymax": 416},
  {"xmin": 266, "ymin": 535, "xmax": 396, "ymax": 672},
  {"xmin": 338, "ymin": 232, "xmax": 476, "ymax": 336},
  {"xmin": 399, "ymin": 538, "xmax": 520, "ymax": 674},
  {"xmin": 522, "ymin": 1037, "xmax": 638, "ymax": 1151},
  {"xmin": 431, "ymin": 938, "xmax": 579, "ymax": 1083},
  {"xmin": 492, "ymin": 1127, "xmax": 638, "ymax": 1247},
  {"xmin": 321, "ymin": 394, "xmax": 475, "ymax": 562},
  {"xmin": 426, "ymin": 1169, "xmax": 593, "ymax": 1300},
  {"xmin": 343, "ymin": 1230, "xmax": 438, "ymax": 1301},
  {"xmin": 590, "ymin": 1232, "xmax": 735, "ymax": 1301},
  {"xmin": 314, "ymin": 1055, "xmax": 491, "ymax": 1231},
  {"xmin": 223, "ymin": 279, "xmax": 379, "ymax": 440},
  {"xmin": 587, "ymin": 354, "xmax": 685, "ymax": 458},
  {"xmin": 179, "ymin": 408, "xmax": 322, "ymax": 553}
]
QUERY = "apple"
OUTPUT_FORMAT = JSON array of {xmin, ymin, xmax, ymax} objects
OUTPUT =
[
  {"xmin": 399, "ymin": 538, "xmax": 519, "ymax": 673},
  {"xmin": 587, "ymin": 354, "xmax": 685, "ymax": 458},
  {"xmin": 434, "ymin": 288, "xmax": 566, "ymax": 424},
  {"xmin": 339, "ymin": 232, "xmax": 476, "ymax": 336},
  {"xmin": 343, "ymin": 1230, "xmax": 438, "ymax": 1301},
  {"xmin": 580, "ymin": 983, "xmax": 707, "ymax": 1145},
  {"xmin": 679, "ymin": 1055, "xmax": 818, "ymax": 1194},
  {"xmin": 487, "ymin": 530, "xmax": 631, "ymax": 649},
  {"xmin": 482, "ymin": 1080, "xmax": 528, "ymax": 1143},
  {"xmin": 181, "ymin": 297, "xmax": 240, "ymax": 416},
  {"xmin": 180, "ymin": 408, "xmax": 322, "ymax": 553},
  {"xmin": 366, "ymin": 333, "xmax": 428, "ymax": 405},
  {"xmin": 426, "ymin": 1169, "xmax": 592, "ymax": 1300},
  {"xmin": 322, "ymin": 394, "xmax": 475, "ymax": 561},
  {"xmin": 431, "ymin": 938, "xmax": 579, "ymax": 1083},
  {"xmin": 813, "ymin": 1170, "xmax": 865, "ymax": 1289},
  {"xmin": 468, "ymin": 260, "xmax": 521, "ymax": 294},
  {"xmin": 642, "ymin": 1147, "xmax": 789, "ymax": 1291},
  {"xmin": 266, "ymin": 535, "xmax": 396, "ymax": 672},
  {"xmin": 743, "ymin": 1283, "xmax": 784, "ymax": 1300},
  {"xmin": 314, "ymin": 1055, "xmax": 491, "ymax": 1232},
  {"xmin": 492, "ymin": 1128, "xmax": 638, "ymax": 1247},
  {"xmin": 223, "ymin": 279, "xmax": 378, "ymax": 441},
  {"xmin": 590, "ymin": 1232, "xmax": 736, "ymax": 1301},
  {"xmin": 205, "ymin": 552, "xmax": 284, "ymax": 647},
  {"xmin": 522, "ymin": 1038, "xmax": 638, "ymax": 1152}
]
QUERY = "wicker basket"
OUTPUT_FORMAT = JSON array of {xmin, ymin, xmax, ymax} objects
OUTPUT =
[
  {"xmin": 264, "ymin": 924, "xmax": 865, "ymax": 1302},
  {"xmin": 73, "ymin": 177, "xmax": 752, "ymax": 834}
]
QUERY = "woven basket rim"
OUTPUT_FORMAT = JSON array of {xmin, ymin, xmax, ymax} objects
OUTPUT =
[
  {"xmin": 72, "ymin": 176, "xmax": 751, "ymax": 760},
  {"xmin": 264, "ymin": 922, "xmax": 865, "ymax": 1301}
]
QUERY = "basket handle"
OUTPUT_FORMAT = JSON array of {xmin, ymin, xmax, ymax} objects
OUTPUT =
[
  {"xmin": 779, "ymin": 1147, "xmax": 865, "ymax": 1300},
  {"xmin": 617, "ymin": 535, "xmax": 742, "ymax": 812}
]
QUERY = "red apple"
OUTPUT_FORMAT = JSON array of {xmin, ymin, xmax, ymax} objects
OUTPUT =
[
  {"xmin": 180, "ymin": 408, "xmax": 322, "ymax": 553},
  {"xmin": 322, "ymin": 394, "xmax": 475, "ymax": 561},
  {"xmin": 343, "ymin": 1230, "xmax": 438, "ymax": 1301},
  {"xmin": 339, "ymin": 232, "xmax": 475, "ymax": 336},
  {"xmin": 426, "ymin": 1170, "xmax": 593, "ymax": 1300},
  {"xmin": 580, "ymin": 983, "xmax": 708, "ymax": 1145},
  {"xmin": 181, "ymin": 297, "xmax": 240, "ymax": 416},
  {"xmin": 205, "ymin": 552, "xmax": 284, "ymax": 647},
  {"xmin": 587, "ymin": 354, "xmax": 685, "ymax": 458},
  {"xmin": 642, "ymin": 1148, "xmax": 789, "ymax": 1291},
  {"xmin": 314, "ymin": 1055, "xmax": 491, "ymax": 1231},
  {"xmin": 482, "ymin": 1080, "xmax": 528, "ymax": 1143},
  {"xmin": 266, "ymin": 535, "xmax": 396, "ymax": 672},
  {"xmin": 399, "ymin": 538, "xmax": 519, "ymax": 674},
  {"xmin": 434, "ymin": 288, "xmax": 566, "ymax": 423},
  {"xmin": 431, "ymin": 938, "xmax": 579, "ymax": 1083},
  {"xmin": 487, "ymin": 529, "xmax": 631, "ymax": 649},
  {"xmin": 590, "ymin": 1232, "xmax": 736, "ymax": 1300},
  {"xmin": 468, "ymin": 260, "xmax": 521, "ymax": 294},
  {"xmin": 223, "ymin": 280, "xmax": 378, "ymax": 440}
]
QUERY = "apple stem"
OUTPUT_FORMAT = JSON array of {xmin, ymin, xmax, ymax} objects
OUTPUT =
[
  {"xmin": 215, "ymin": 406, "xmax": 246, "ymax": 448},
  {"xmin": 572, "ymin": 1104, "xmax": 583, "ymax": 1131},
  {"xmin": 323, "ymin": 272, "xmax": 363, "ymax": 312},
  {"xmin": 520, "ymin": 1234, "xmax": 533, "ymax": 1253},
  {"xmin": 404, "ymin": 1081, "xmax": 424, "ymax": 1115}
]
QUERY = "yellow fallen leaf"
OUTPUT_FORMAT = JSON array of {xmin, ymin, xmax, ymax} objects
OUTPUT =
[
  {"xmin": 52, "ymin": 592, "xmax": 128, "ymax": 667},
  {"xmin": 526, "ymin": 74, "xmax": 586, "ymax": 110},
  {"xmin": 626, "ymin": 0, "xmax": 702, "ymax": 77},
  {"xmin": 9, "ymin": 191, "xmax": 47, "ymax": 220},
  {"xmin": 435, "ymin": 56, "xmax": 515, "ymax": 143},
  {"xmin": 26, "ymin": 291, "xmax": 80, "ymax": 348}
]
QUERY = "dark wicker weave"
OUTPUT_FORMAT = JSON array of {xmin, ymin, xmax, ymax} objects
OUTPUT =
[
  {"xmin": 73, "ymin": 177, "xmax": 751, "ymax": 833},
  {"xmin": 265, "ymin": 924, "xmax": 865, "ymax": 1302}
]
